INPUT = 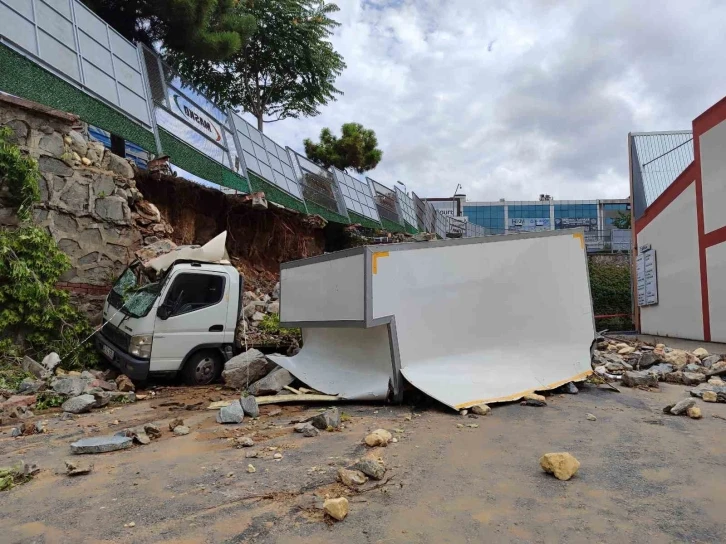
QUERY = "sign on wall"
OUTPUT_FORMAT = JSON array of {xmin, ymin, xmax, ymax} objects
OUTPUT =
[
  {"xmin": 169, "ymin": 92, "xmax": 224, "ymax": 143},
  {"xmin": 555, "ymin": 218, "xmax": 598, "ymax": 230},
  {"xmin": 637, "ymin": 248, "xmax": 658, "ymax": 306},
  {"xmin": 508, "ymin": 218, "xmax": 551, "ymax": 232}
]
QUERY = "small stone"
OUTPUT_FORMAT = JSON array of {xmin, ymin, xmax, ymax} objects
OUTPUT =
[
  {"xmin": 324, "ymin": 497, "xmax": 349, "ymax": 521},
  {"xmin": 364, "ymin": 429, "xmax": 392, "ymax": 447},
  {"xmin": 638, "ymin": 352, "xmax": 660, "ymax": 369},
  {"xmin": 708, "ymin": 377, "xmax": 725, "ymax": 386},
  {"xmin": 466, "ymin": 423, "xmax": 479, "ymax": 428},
  {"xmin": 682, "ymin": 372, "xmax": 707, "ymax": 386},
  {"xmin": 70, "ymin": 435, "xmax": 133, "ymax": 454},
  {"xmin": 471, "ymin": 404, "xmax": 491, "ymax": 416},
  {"xmin": 352, "ymin": 458, "xmax": 386, "ymax": 480},
  {"xmin": 540, "ymin": 452, "xmax": 580, "ymax": 481},
  {"xmin": 236, "ymin": 437, "xmax": 254, "ymax": 447},
  {"xmin": 391, "ymin": 437, "xmax": 398, "ymax": 443},
  {"xmin": 693, "ymin": 348, "xmax": 709, "ymax": 359},
  {"xmin": 62, "ymin": 394, "xmax": 96, "ymax": 414},
  {"xmin": 247, "ymin": 464, "xmax": 256, "ymax": 473},
  {"xmin": 21, "ymin": 356, "xmax": 46, "ymax": 379},
  {"xmin": 618, "ymin": 346, "xmax": 636, "ymax": 355},
  {"xmin": 115, "ymin": 375, "xmax": 135, "ymax": 392},
  {"xmin": 143, "ymin": 423, "xmax": 161, "ymax": 439},
  {"xmin": 173, "ymin": 425, "xmax": 190, "ymax": 436},
  {"xmin": 272, "ymin": 282, "xmax": 280, "ymax": 300},
  {"xmin": 687, "ymin": 406, "xmax": 703, "ymax": 419},
  {"xmin": 273, "ymin": 453, "xmax": 282, "ymax": 460},
  {"xmin": 707, "ymin": 361, "xmax": 726, "ymax": 376},
  {"xmin": 217, "ymin": 401, "xmax": 244, "ymax": 424},
  {"xmin": 133, "ymin": 431, "xmax": 151, "ymax": 445},
  {"xmin": 52, "ymin": 377, "xmax": 87, "ymax": 397},
  {"xmin": 669, "ymin": 398, "xmax": 696, "ymax": 415},
  {"xmin": 239, "ymin": 395, "xmax": 260, "ymax": 418},
  {"xmin": 248, "ymin": 368, "xmax": 294, "ymax": 396},
  {"xmin": 81, "ymin": 157, "xmax": 92, "ymax": 166},
  {"xmin": 703, "ymin": 391, "xmax": 718, "ymax": 403},
  {"xmin": 456, "ymin": 423, "xmax": 464, "ymax": 428},
  {"xmin": 251, "ymin": 311, "xmax": 266, "ymax": 322},
  {"xmin": 702, "ymin": 355, "xmax": 722, "ymax": 368},
  {"xmin": 310, "ymin": 407, "xmax": 340, "ymax": 430},
  {"xmin": 267, "ymin": 301, "xmax": 280, "ymax": 315},
  {"xmin": 11, "ymin": 427, "xmax": 21, "ymax": 437},
  {"xmin": 35, "ymin": 421, "xmax": 45, "ymax": 434},
  {"xmin": 169, "ymin": 418, "xmax": 184, "ymax": 431},
  {"xmin": 459, "ymin": 409, "xmax": 468, "ymax": 416},
  {"xmin": 586, "ymin": 413, "xmax": 597, "ymax": 421},
  {"xmin": 125, "ymin": 522, "xmax": 136, "ymax": 528},
  {"xmin": 564, "ymin": 382, "xmax": 579, "ymax": 394},
  {"xmin": 338, "ymin": 467, "xmax": 367, "ymax": 487},
  {"xmin": 621, "ymin": 370, "xmax": 659, "ymax": 388},
  {"xmin": 65, "ymin": 459, "xmax": 93, "ymax": 476},
  {"xmin": 521, "ymin": 393, "xmax": 547, "ymax": 407}
]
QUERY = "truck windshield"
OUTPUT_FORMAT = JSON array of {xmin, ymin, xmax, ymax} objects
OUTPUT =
[{"xmin": 110, "ymin": 264, "xmax": 164, "ymax": 318}]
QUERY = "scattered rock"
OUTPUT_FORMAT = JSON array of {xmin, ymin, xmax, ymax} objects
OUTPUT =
[
  {"xmin": 459, "ymin": 409, "xmax": 468, "ymax": 416},
  {"xmin": 21, "ymin": 356, "xmax": 46, "ymax": 379},
  {"xmin": 52, "ymin": 377, "xmax": 88, "ymax": 397},
  {"xmin": 1, "ymin": 395, "xmax": 37, "ymax": 410},
  {"xmin": 338, "ymin": 468, "xmax": 367, "ymax": 487},
  {"xmin": 92, "ymin": 391, "xmax": 111, "ymax": 409},
  {"xmin": 236, "ymin": 437, "xmax": 255, "ymax": 448},
  {"xmin": 564, "ymin": 382, "xmax": 579, "ymax": 394},
  {"xmin": 108, "ymin": 391, "xmax": 136, "ymax": 403},
  {"xmin": 310, "ymin": 407, "xmax": 341, "ymax": 430},
  {"xmin": 470, "ymin": 404, "xmax": 491, "ymax": 416},
  {"xmin": 638, "ymin": 352, "xmax": 660, "ymax": 369},
  {"xmin": 703, "ymin": 391, "xmax": 718, "ymax": 403},
  {"xmin": 669, "ymin": 398, "xmax": 696, "ymax": 415},
  {"xmin": 216, "ymin": 401, "xmax": 244, "ymax": 424},
  {"xmin": 364, "ymin": 429, "xmax": 392, "ymax": 447},
  {"xmin": 16, "ymin": 378, "xmax": 45, "ymax": 395},
  {"xmin": 618, "ymin": 346, "xmax": 636, "ymax": 355},
  {"xmin": 687, "ymin": 406, "xmax": 703, "ymax": 419},
  {"xmin": 247, "ymin": 464, "xmax": 256, "ymax": 473},
  {"xmin": 352, "ymin": 458, "xmax": 386, "ymax": 480},
  {"xmin": 267, "ymin": 301, "xmax": 280, "ymax": 315},
  {"xmin": 693, "ymin": 348, "xmax": 709, "ymax": 359},
  {"xmin": 34, "ymin": 421, "xmax": 45, "ymax": 434},
  {"xmin": 169, "ymin": 417, "xmax": 184, "ymax": 431},
  {"xmin": 586, "ymin": 413, "xmax": 597, "ymax": 421},
  {"xmin": 707, "ymin": 361, "xmax": 726, "ymax": 376},
  {"xmin": 144, "ymin": 424, "xmax": 161, "ymax": 439},
  {"xmin": 665, "ymin": 371, "xmax": 685, "ymax": 384},
  {"xmin": 251, "ymin": 311, "xmax": 266, "ymax": 322},
  {"xmin": 702, "ymin": 355, "xmax": 722, "ymax": 368},
  {"xmin": 273, "ymin": 452, "xmax": 282, "ymax": 460},
  {"xmin": 65, "ymin": 459, "xmax": 93, "ymax": 476},
  {"xmin": 294, "ymin": 422, "xmax": 320, "ymax": 437},
  {"xmin": 240, "ymin": 395, "xmax": 260, "ymax": 418},
  {"xmin": 115, "ymin": 375, "xmax": 135, "ymax": 392},
  {"xmin": 682, "ymin": 372, "xmax": 707, "ymax": 386},
  {"xmin": 61, "ymin": 394, "xmax": 96, "ymax": 414},
  {"xmin": 665, "ymin": 350, "xmax": 690, "ymax": 368},
  {"xmin": 11, "ymin": 427, "xmax": 21, "ymax": 437},
  {"xmin": 70, "ymin": 435, "xmax": 133, "ymax": 454},
  {"xmin": 621, "ymin": 371, "xmax": 659, "ymax": 388},
  {"xmin": 521, "ymin": 393, "xmax": 547, "ymax": 406},
  {"xmin": 132, "ymin": 430, "xmax": 151, "ymax": 445},
  {"xmin": 272, "ymin": 282, "xmax": 280, "ymax": 300},
  {"xmin": 708, "ymin": 377, "xmax": 724, "ymax": 386},
  {"xmin": 648, "ymin": 363, "xmax": 674, "ymax": 380},
  {"xmin": 248, "ymin": 368, "xmax": 294, "ymax": 396},
  {"xmin": 324, "ymin": 497, "xmax": 349, "ymax": 521},
  {"xmin": 685, "ymin": 363, "xmax": 702, "ymax": 373},
  {"xmin": 222, "ymin": 349, "xmax": 276, "ymax": 390},
  {"xmin": 173, "ymin": 425, "xmax": 190, "ymax": 436},
  {"xmin": 539, "ymin": 452, "xmax": 580, "ymax": 481}
]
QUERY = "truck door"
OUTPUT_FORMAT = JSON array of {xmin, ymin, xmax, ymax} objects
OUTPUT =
[{"xmin": 150, "ymin": 270, "xmax": 228, "ymax": 372}]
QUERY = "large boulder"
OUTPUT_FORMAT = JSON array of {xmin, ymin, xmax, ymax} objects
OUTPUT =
[
  {"xmin": 52, "ymin": 377, "xmax": 89, "ymax": 397},
  {"xmin": 621, "ymin": 371, "xmax": 658, "ymax": 388},
  {"xmin": 239, "ymin": 395, "xmax": 260, "ymax": 418},
  {"xmin": 638, "ymin": 352, "xmax": 661, "ymax": 370},
  {"xmin": 222, "ymin": 349, "xmax": 277, "ymax": 389},
  {"xmin": 216, "ymin": 401, "xmax": 244, "ymax": 424},
  {"xmin": 62, "ymin": 394, "xmax": 96, "ymax": 414},
  {"xmin": 247, "ymin": 368, "xmax": 294, "ymax": 396}
]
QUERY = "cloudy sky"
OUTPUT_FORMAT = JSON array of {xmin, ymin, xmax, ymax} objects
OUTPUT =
[{"xmin": 247, "ymin": 0, "xmax": 726, "ymax": 202}]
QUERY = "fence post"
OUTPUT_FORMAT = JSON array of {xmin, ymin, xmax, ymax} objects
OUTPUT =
[{"xmin": 227, "ymin": 111, "xmax": 252, "ymax": 193}]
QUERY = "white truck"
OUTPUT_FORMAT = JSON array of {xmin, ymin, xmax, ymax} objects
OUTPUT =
[{"xmin": 95, "ymin": 233, "xmax": 243, "ymax": 385}]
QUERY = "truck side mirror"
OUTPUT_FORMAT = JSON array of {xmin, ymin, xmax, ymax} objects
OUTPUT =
[{"xmin": 157, "ymin": 303, "xmax": 172, "ymax": 320}]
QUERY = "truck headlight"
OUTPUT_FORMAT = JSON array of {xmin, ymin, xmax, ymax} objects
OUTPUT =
[{"xmin": 129, "ymin": 334, "xmax": 153, "ymax": 358}]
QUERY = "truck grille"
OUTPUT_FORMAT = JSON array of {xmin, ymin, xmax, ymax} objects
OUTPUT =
[{"xmin": 101, "ymin": 323, "xmax": 130, "ymax": 351}]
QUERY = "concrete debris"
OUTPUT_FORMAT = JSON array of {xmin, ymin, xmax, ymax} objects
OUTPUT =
[
  {"xmin": 216, "ymin": 401, "xmax": 244, "ymax": 424},
  {"xmin": 169, "ymin": 418, "xmax": 184, "ymax": 431},
  {"xmin": 521, "ymin": 393, "xmax": 547, "ymax": 406},
  {"xmin": 364, "ymin": 429, "xmax": 392, "ymax": 447},
  {"xmin": 61, "ymin": 394, "xmax": 96, "ymax": 414},
  {"xmin": 70, "ymin": 435, "xmax": 133, "ymax": 454},
  {"xmin": 239, "ymin": 395, "xmax": 260, "ymax": 418},
  {"xmin": 338, "ymin": 468, "xmax": 367, "ymax": 487},
  {"xmin": 668, "ymin": 398, "xmax": 696, "ymax": 416},
  {"xmin": 115, "ymin": 375, "xmax": 135, "ymax": 392},
  {"xmin": 540, "ymin": 452, "xmax": 580, "ymax": 481},
  {"xmin": 687, "ymin": 406, "xmax": 703, "ymax": 419},
  {"xmin": 352, "ymin": 458, "xmax": 386, "ymax": 480},
  {"xmin": 173, "ymin": 425, "xmax": 190, "ymax": 436},
  {"xmin": 470, "ymin": 404, "xmax": 491, "ymax": 416},
  {"xmin": 621, "ymin": 371, "xmax": 658, "ymax": 388},
  {"xmin": 248, "ymin": 368, "xmax": 294, "ymax": 396},
  {"xmin": 65, "ymin": 459, "xmax": 93, "ymax": 476},
  {"xmin": 309, "ymin": 407, "xmax": 341, "ymax": 430},
  {"xmin": 323, "ymin": 497, "xmax": 349, "ymax": 521}
]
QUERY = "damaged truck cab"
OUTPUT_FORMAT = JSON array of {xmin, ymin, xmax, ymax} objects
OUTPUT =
[{"xmin": 96, "ymin": 234, "xmax": 241, "ymax": 385}]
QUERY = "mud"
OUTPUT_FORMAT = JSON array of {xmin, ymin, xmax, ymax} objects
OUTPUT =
[{"xmin": 2, "ymin": 383, "xmax": 726, "ymax": 543}]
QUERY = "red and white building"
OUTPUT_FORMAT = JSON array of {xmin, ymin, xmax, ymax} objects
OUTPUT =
[{"xmin": 630, "ymin": 96, "xmax": 726, "ymax": 342}]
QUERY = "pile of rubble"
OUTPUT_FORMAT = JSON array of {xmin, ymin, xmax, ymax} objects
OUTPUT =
[
  {"xmin": 0, "ymin": 351, "xmax": 138, "ymax": 431},
  {"xmin": 591, "ymin": 338, "xmax": 726, "ymax": 397}
]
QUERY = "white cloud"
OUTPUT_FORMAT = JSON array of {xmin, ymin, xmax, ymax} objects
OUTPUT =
[{"xmin": 250, "ymin": 0, "xmax": 726, "ymax": 201}]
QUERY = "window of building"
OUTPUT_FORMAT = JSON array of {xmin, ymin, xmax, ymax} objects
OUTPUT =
[{"xmin": 463, "ymin": 205, "xmax": 505, "ymax": 232}]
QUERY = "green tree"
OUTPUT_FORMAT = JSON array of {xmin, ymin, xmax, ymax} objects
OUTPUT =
[
  {"xmin": 81, "ymin": 0, "xmax": 256, "ymax": 61},
  {"xmin": 169, "ymin": 0, "xmax": 346, "ymax": 131},
  {"xmin": 612, "ymin": 210, "xmax": 631, "ymax": 229},
  {"xmin": 304, "ymin": 123, "xmax": 382, "ymax": 173}
]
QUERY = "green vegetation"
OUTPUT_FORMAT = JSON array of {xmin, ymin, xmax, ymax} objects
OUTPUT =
[
  {"xmin": 0, "ymin": 127, "xmax": 96, "ymax": 370},
  {"xmin": 258, "ymin": 313, "xmax": 300, "ymax": 337},
  {"xmin": 612, "ymin": 210, "xmax": 632, "ymax": 229},
  {"xmin": 170, "ymin": 0, "xmax": 346, "ymax": 131},
  {"xmin": 588, "ymin": 258, "xmax": 633, "ymax": 331},
  {"xmin": 81, "ymin": 0, "xmax": 256, "ymax": 61},
  {"xmin": 35, "ymin": 392, "xmax": 65, "ymax": 411},
  {"xmin": 304, "ymin": 123, "xmax": 383, "ymax": 174}
]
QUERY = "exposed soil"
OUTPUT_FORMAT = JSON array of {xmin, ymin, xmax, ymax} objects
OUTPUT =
[{"xmin": 2, "ymin": 383, "xmax": 726, "ymax": 543}]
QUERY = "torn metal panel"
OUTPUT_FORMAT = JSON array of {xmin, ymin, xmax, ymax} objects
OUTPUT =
[
  {"xmin": 277, "ymin": 230, "xmax": 595, "ymax": 410},
  {"xmin": 146, "ymin": 231, "xmax": 230, "ymax": 272}
]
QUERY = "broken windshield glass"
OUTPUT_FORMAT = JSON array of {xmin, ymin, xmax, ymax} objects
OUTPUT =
[{"xmin": 109, "ymin": 264, "xmax": 164, "ymax": 318}]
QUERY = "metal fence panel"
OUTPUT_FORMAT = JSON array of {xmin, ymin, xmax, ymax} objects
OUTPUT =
[
  {"xmin": 334, "ymin": 167, "xmax": 379, "ymax": 222},
  {"xmin": 395, "ymin": 186, "xmax": 417, "ymax": 227},
  {"xmin": 369, "ymin": 178, "xmax": 403, "ymax": 225}
]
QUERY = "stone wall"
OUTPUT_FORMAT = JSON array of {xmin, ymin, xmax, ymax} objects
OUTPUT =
[{"xmin": 0, "ymin": 94, "xmax": 142, "ymax": 287}]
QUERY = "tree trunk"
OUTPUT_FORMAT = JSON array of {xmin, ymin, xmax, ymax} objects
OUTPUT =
[{"xmin": 257, "ymin": 114, "xmax": 264, "ymax": 133}]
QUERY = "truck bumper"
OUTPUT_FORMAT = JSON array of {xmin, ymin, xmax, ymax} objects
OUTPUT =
[{"xmin": 96, "ymin": 332, "xmax": 150, "ymax": 381}]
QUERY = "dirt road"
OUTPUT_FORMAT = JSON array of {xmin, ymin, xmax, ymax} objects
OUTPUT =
[{"xmin": 1, "ymin": 382, "xmax": 726, "ymax": 543}]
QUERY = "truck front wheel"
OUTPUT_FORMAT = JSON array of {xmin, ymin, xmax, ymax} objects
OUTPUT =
[{"xmin": 182, "ymin": 350, "xmax": 223, "ymax": 386}]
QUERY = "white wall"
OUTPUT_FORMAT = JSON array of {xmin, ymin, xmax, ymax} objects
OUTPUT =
[
  {"xmin": 707, "ymin": 242, "xmax": 726, "ymax": 342},
  {"xmin": 700, "ymin": 119, "xmax": 726, "ymax": 234},
  {"xmin": 638, "ymin": 183, "xmax": 703, "ymax": 340}
]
